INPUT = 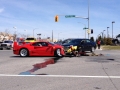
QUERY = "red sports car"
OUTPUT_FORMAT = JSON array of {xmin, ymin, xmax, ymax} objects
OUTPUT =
[{"xmin": 13, "ymin": 41, "xmax": 65, "ymax": 57}]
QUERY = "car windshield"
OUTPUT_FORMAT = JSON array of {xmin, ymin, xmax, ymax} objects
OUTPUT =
[
  {"xmin": 49, "ymin": 42, "xmax": 55, "ymax": 45},
  {"xmin": 62, "ymin": 39, "xmax": 72, "ymax": 44},
  {"xmin": 4, "ymin": 41, "xmax": 13, "ymax": 43},
  {"xmin": 26, "ymin": 38, "xmax": 36, "ymax": 40},
  {"xmin": 68, "ymin": 39, "xmax": 82, "ymax": 44}
]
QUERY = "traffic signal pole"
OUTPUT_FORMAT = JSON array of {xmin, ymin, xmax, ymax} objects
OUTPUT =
[{"xmin": 88, "ymin": 0, "xmax": 90, "ymax": 39}]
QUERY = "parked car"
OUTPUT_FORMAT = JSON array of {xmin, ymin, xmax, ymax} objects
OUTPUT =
[
  {"xmin": 25, "ymin": 37, "xmax": 36, "ymax": 42},
  {"xmin": 13, "ymin": 41, "xmax": 65, "ymax": 57},
  {"xmin": 62, "ymin": 38, "xmax": 96, "ymax": 55},
  {"xmin": 112, "ymin": 34, "xmax": 120, "ymax": 45},
  {"xmin": 0, "ymin": 41, "xmax": 3, "ymax": 46},
  {"xmin": 0, "ymin": 40, "xmax": 13, "ymax": 50}
]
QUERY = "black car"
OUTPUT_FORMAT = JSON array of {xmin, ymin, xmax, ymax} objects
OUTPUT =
[
  {"xmin": 112, "ymin": 34, "xmax": 120, "ymax": 45},
  {"xmin": 62, "ymin": 38, "xmax": 96, "ymax": 54},
  {"xmin": 55, "ymin": 38, "xmax": 73, "ymax": 45}
]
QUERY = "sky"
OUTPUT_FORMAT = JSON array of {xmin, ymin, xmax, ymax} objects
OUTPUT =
[{"xmin": 0, "ymin": 0, "xmax": 120, "ymax": 40}]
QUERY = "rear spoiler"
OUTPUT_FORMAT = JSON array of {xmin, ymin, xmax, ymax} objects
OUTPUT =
[{"xmin": 13, "ymin": 42, "xmax": 26, "ymax": 49}]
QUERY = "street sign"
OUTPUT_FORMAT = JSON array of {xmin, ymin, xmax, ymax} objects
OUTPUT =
[
  {"xmin": 87, "ymin": 29, "xmax": 91, "ymax": 34},
  {"xmin": 65, "ymin": 15, "xmax": 75, "ymax": 18},
  {"xmin": 83, "ymin": 27, "xmax": 88, "ymax": 29}
]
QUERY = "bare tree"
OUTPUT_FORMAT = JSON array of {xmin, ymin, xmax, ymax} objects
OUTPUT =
[{"xmin": 1, "ymin": 29, "xmax": 10, "ymax": 41}]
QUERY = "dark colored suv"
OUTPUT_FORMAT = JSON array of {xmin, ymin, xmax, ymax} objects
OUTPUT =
[{"xmin": 62, "ymin": 38, "xmax": 96, "ymax": 54}]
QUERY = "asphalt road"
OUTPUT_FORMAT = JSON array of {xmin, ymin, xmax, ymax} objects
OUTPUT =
[{"xmin": 0, "ymin": 50, "xmax": 120, "ymax": 90}]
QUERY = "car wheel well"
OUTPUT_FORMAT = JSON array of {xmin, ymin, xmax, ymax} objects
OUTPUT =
[
  {"xmin": 54, "ymin": 48, "xmax": 62, "ymax": 57},
  {"xmin": 91, "ymin": 47, "xmax": 95, "ymax": 52},
  {"xmin": 19, "ymin": 48, "xmax": 29, "ymax": 57}
]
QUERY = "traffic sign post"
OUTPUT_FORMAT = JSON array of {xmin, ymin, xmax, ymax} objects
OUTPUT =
[{"xmin": 65, "ymin": 15, "xmax": 75, "ymax": 18}]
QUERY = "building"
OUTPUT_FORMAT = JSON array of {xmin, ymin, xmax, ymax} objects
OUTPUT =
[{"xmin": 0, "ymin": 32, "xmax": 14, "ymax": 41}]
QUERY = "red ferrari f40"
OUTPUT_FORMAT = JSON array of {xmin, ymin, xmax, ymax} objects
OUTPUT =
[{"xmin": 13, "ymin": 41, "xmax": 65, "ymax": 57}]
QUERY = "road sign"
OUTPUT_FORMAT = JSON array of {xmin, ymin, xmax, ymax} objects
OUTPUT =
[
  {"xmin": 87, "ymin": 29, "xmax": 91, "ymax": 34},
  {"xmin": 65, "ymin": 15, "xmax": 75, "ymax": 18},
  {"xmin": 83, "ymin": 27, "xmax": 88, "ymax": 29}
]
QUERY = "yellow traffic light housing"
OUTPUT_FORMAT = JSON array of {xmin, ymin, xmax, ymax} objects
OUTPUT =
[{"xmin": 55, "ymin": 15, "xmax": 58, "ymax": 22}]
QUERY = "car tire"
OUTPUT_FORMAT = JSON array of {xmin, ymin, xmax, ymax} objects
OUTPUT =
[
  {"xmin": 91, "ymin": 47, "xmax": 95, "ymax": 52},
  {"xmin": 114, "ymin": 40, "xmax": 118, "ymax": 45},
  {"xmin": 0, "ymin": 48, "xmax": 3, "ymax": 50},
  {"xmin": 75, "ymin": 51, "xmax": 81, "ymax": 57},
  {"xmin": 20, "ymin": 48, "xmax": 29, "ymax": 57},
  {"xmin": 55, "ymin": 49, "xmax": 62, "ymax": 57}
]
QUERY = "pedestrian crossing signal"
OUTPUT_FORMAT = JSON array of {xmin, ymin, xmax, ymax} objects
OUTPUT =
[{"xmin": 55, "ymin": 15, "xmax": 58, "ymax": 22}]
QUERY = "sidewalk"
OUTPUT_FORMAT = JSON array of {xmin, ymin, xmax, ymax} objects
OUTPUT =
[{"xmin": 96, "ymin": 46, "xmax": 103, "ymax": 50}]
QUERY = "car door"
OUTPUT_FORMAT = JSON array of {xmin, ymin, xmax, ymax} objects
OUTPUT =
[
  {"xmin": 33, "ymin": 42, "xmax": 53, "ymax": 56},
  {"xmin": 85, "ymin": 40, "xmax": 92, "ymax": 51},
  {"xmin": 80, "ymin": 40, "xmax": 87, "ymax": 51},
  {"xmin": 80, "ymin": 40, "xmax": 91, "ymax": 51}
]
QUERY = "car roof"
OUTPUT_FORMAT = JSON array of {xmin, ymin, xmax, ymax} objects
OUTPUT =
[{"xmin": 69, "ymin": 38, "xmax": 89, "ymax": 40}]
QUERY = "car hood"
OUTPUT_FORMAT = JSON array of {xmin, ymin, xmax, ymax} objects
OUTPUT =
[{"xmin": 1, "ymin": 43, "xmax": 9, "ymax": 44}]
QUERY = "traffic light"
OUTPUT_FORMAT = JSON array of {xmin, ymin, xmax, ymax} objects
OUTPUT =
[
  {"xmin": 91, "ymin": 29, "xmax": 93, "ymax": 34},
  {"xmin": 55, "ymin": 15, "xmax": 58, "ymax": 22}
]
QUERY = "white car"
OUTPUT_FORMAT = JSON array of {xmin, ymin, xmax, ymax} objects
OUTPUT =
[{"xmin": 0, "ymin": 40, "xmax": 13, "ymax": 50}]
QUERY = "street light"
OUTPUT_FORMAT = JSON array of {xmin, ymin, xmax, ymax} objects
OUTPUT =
[
  {"xmin": 88, "ymin": 0, "xmax": 90, "ymax": 39},
  {"xmin": 58, "ymin": 32, "xmax": 62, "ymax": 41},
  {"xmin": 75, "ymin": 0, "xmax": 90, "ymax": 39},
  {"xmin": 107, "ymin": 27, "xmax": 109, "ymax": 38},
  {"xmin": 13, "ymin": 26, "xmax": 17, "ymax": 41},
  {"xmin": 78, "ymin": 22, "xmax": 86, "ymax": 38},
  {"xmin": 13, "ymin": 26, "xmax": 17, "ymax": 34},
  {"xmin": 33, "ymin": 28, "xmax": 38, "ymax": 37},
  {"xmin": 24, "ymin": 30, "xmax": 27, "ymax": 38},
  {"xmin": 112, "ymin": 21, "xmax": 115, "ymax": 39},
  {"xmin": 102, "ymin": 30, "xmax": 106, "ymax": 38},
  {"xmin": 98, "ymin": 34, "xmax": 101, "ymax": 39}
]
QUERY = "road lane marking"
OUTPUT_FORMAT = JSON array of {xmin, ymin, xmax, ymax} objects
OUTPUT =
[{"xmin": 0, "ymin": 74, "xmax": 120, "ymax": 78}]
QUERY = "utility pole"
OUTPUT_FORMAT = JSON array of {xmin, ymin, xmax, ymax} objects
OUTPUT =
[
  {"xmin": 88, "ymin": 0, "xmax": 90, "ymax": 39},
  {"xmin": 107, "ymin": 27, "xmax": 109, "ymax": 38},
  {"xmin": 52, "ymin": 30, "xmax": 53, "ymax": 42},
  {"xmin": 112, "ymin": 21, "xmax": 115, "ymax": 39}
]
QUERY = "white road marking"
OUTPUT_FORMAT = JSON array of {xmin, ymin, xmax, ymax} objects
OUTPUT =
[{"xmin": 0, "ymin": 74, "xmax": 120, "ymax": 78}]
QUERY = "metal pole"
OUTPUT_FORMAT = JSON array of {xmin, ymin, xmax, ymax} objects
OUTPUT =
[
  {"xmin": 107, "ymin": 27, "xmax": 109, "ymax": 38},
  {"xmin": 78, "ymin": 22, "xmax": 86, "ymax": 39},
  {"xmin": 107, "ymin": 28, "xmax": 108, "ymax": 38},
  {"xmin": 112, "ymin": 21, "xmax": 115, "ymax": 39},
  {"xmin": 33, "ymin": 29, "xmax": 34, "ymax": 37},
  {"xmin": 33, "ymin": 28, "xmax": 38, "ymax": 37},
  {"xmin": 103, "ymin": 30, "xmax": 105, "ymax": 38},
  {"xmin": 83, "ymin": 28, "xmax": 86, "ymax": 39},
  {"xmin": 112, "ymin": 23, "xmax": 113, "ymax": 38},
  {"xmin": 58, "ymin": 33, "xmax": 59, "ymax": 41},
  {"xmin": 52, "ymin": 30, "xmax": 53, "ymax": 42},
  {"xmin": 87, "ymin": 0, "xmax": 89, "ymax": 39}
]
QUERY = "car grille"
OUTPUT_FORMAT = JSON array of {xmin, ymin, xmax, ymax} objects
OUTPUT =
[{"xmin": 1, "ymin": 44, "xmax": 7, "ymax": 47}]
